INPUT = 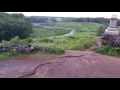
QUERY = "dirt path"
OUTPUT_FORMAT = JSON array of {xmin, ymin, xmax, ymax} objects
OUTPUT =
[{"xmin": 1, "ymin": 41, "xmax": 120, "ymax": 78}]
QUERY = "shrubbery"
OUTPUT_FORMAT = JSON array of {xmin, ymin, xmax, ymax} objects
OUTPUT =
[
  {"xmin": 39, "ymin": 38, "xmax": 54, "ymax": 43},
  {"xmin": 0, "ymin": 12, "xmax": 32, "ymax": 41},
  {"xmin": 41, "ymin": 46, "xmax": 64, "ymax": 54},
  {"xmin": 2, "ymin": 36, "xmax": 33, "ymax": 45},
  {"xmin": 97, "ymin": 25, "xmax": 107, "ymax": 36},
  {"xmin": 93, "ymin": 45, "xmax": 120, "ymax": 56},
  {"xmin": 0, "ymin": 50, "xmax": 27, "ymax": 60}
]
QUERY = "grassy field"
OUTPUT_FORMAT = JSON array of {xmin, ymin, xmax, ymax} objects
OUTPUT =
[
  {"xmin": 31, "ymin": 22, "xmax": 102, "ymax": 50},
  {"xmin": 30, "ymin": 27, "xmax": 71, "ymax": 39},
  {"xmin": 1, "ymin": 21, "xmax": 120, "ymax": 60}
]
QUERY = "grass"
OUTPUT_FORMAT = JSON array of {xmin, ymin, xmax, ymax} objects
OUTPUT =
[
  {"xmin": 10, "ymin": 52, "xmax": 59, "ymax": 61},
  {"xmin": 0, "ymin": 22, "xmax": 108, "ymax": 60},
  {"xmin": 92, "ymin": 26, "xmax": 120, "ymax": 56},
  {"xmin": 56, "ymin": 22, "xmax": 102, "ymax": 32},
  {"xmin": 0, "ymin": 50, "xmax": 26, "ymax": 60},
  {"xmin": 1, "ymin": 22, "xmax": 120, "ymax": 61},
  {"xmin": 29, "ymin": 27, "xmax": 71, "ymax": 39},
  {"xmin": 31, "ymin": 22, "xmax": 101, "ymax": 50},
  {"xmin": 93, "ymin": 45, "xmax": 120, "ymax": 56},
  {"xmin": 117, "ymin": 26, "xmax": 120, "ymax": 32},
  {"xmin": 0, "ymin": 46, "xmax": 64, "ymax": 60}
]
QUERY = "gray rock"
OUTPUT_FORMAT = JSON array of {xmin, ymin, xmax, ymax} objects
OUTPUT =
[
  {"xmin": 0, "ymin": 44, "xmax": 43, "ymax": 53},
  {"xmin": 101, "ymin": 34, "xmax": 120, "ymax": 46}
]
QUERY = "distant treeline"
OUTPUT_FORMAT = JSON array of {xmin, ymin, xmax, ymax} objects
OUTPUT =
[
  {"xmin": 29, "ymin": 16, "xmax": 120, "ymax": 26},
  {"xmin": 0, "ymin": 12, "xmax": 32, "ymax": 41}
]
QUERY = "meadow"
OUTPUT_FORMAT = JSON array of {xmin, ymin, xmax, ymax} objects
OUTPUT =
[
  {"xmin": 30, "ymin": 22, "xmax": 102, "ymax": 50},
  {"xmin": 1, "ymin": 21, "xmax": 120, "ymax": 60}
]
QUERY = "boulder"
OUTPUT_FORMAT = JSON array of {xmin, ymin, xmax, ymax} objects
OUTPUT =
[{"xmin": 101, "ymin": 34, "xmax": 120, "ymax": 47}]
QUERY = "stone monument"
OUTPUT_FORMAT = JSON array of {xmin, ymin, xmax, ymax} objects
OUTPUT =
[
  {"xmin": 104, "ymin": 15, "xmax": 119, "ymax": 35},
  {"xmin": 101, "ymin": 15, "xmax": 120, "ymax": 46}
]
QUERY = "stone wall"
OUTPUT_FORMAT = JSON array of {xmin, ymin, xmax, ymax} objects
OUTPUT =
[
  {"xmin": 101, "ymin": 34, "xmax": 120, "ymax": 47},
  {"xmin": 0, "ymin": 44, "xmax": 42, "ymax": 53}
]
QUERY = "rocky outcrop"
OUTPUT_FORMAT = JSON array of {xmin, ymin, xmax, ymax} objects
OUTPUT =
[
  {"xmin": 0, "ymin": 44, "xmax": 42, "ymax": 53},
  {"xmin": 101, "ymin": 34, "xmax": 120, "ymax": 46}
]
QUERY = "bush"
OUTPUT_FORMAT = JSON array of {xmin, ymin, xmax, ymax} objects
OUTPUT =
[
  {"xmin": 2, "ymin": 36, "xmax": 32, "ymax": 45},
  {"xmin": 9, "ymin": 36, "xmax": 21, "ymax": 44},
  {"xmin": 39, "ymin": 38, "xmax": 54, "ymax": 43},
  {"xmin": 1, "ymin": 40, "xmax": 9, "ymax": 45},
  {"xmin": 93, "ymin": 45, "xmax": 120, "ymax": 56},
  {"xmin": 0, "ymin": 50, "xmax": 27, "ymax": 60},
  {"xmin": 41, "ymin": 46, "xmax": 64, "ymax": 54},
  {"xmin": 0, "ymin": 52, "xmax": 10, "ymax": 60},
  {"xmin": 97, "ymin": 25, "xmax": 107, "ymax": 36},
  {"xmin": 25, "ymin": 38, "xmax": 33, "ymax": 43},
  {"xmin": 67, "ymin": 36, "xmax": 76, "ymax": 39},
  {"xmin": 72, "ymin": 44, "xmax": 83, "ymax": 50}
]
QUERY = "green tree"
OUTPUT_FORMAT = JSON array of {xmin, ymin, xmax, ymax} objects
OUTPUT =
[
  {"xmin": 0, "ymin": 12, "xmax": 32, "ymax": 41},
  {"xmin": 97, "ymin": 25, "xmax": 107, "ymax": 36}
]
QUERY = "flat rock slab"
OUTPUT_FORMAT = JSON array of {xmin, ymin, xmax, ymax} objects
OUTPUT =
[
  {"xmin": 1, "ymin": 50, "xmax": 120, "ymax": 78},
  {"xmin": 0, "ymin": 60, "xmax": 51, "ymax": 78},
  {"xmin": 23, "ymin": 50, "xmax": 120, "ymax": 78}
]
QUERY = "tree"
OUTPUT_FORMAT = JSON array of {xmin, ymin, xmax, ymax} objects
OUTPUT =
[
  {"xmin": 97, "ymin": 25, "xmax": 107, "ymax": 36},
  {"xmin": 0, "ymin": 12, "xmax": 32, "ymax": 41}
]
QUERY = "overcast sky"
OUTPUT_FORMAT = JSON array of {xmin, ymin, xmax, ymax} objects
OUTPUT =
[{"xmin": 6, "ymin": 12, "xmax": 120, "ymax": 19}]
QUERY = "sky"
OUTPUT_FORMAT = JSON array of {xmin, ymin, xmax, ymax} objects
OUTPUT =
[{"xmin": 6, "ymin": 12, "xmax": 120, "ymax": 19}]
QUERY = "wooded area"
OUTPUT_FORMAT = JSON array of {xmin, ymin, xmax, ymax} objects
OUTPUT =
[
  {"xmin": 0, "ymin": 12, "xmax": 32, "ymax": 41},
  {"xmin": 28, "ymin": 16, "xmax": 120, "ymax": 26}
]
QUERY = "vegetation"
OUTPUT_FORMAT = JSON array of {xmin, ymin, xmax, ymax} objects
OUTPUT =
[
  {"xmin": 31, "ymin": 22, "xmax": 101, "ymax": 50},
  {"xmin": 0, "ymin": 50, "xmax": 27, "ymax": 60},
  {"xmin": 97, "ymin": 25, "xmax": 107, "ymax": 36},
  {"xmin": 28, "ymin": 16, "xmax": 120, "ymax": 26},
  {"xmin": 94, "ymin": 24, "xmax": 120, "ymax": 56},
  {"xmin": 30, "ymin": 27, "xmax": 71, "ymax": 39},
  {"xmin": 0, "ymin": 12, "xmax": 32, "ymax": 41},
  {"xmin": 41, "ymin": 46, "xmax": 64, "ymax": 54},
  {"xmin": 1, "ymin": 14, "xmax": 120, "ymax": 60},
  {"xmin": 93, "ymin": 45, "xmax": 120, "ymax": 56},
  {"xmin": 0, "ymin": 36, "xmax": 64, "ymax": 60},
  {"xmin": 2, "ymin": 36, "xmax": 33, "ymax": 45}
]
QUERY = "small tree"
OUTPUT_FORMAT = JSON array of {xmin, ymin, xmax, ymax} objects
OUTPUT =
[{"xmin": 97, "ymin": 25, "xmax": 107, "ymax": 36}]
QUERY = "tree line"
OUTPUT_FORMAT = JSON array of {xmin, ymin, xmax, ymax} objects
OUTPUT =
[
  {"xmin": 29, "ymin": 16, "xmax": 120, "ymax": 26},
  {"xmin": 0, "ymin": 12, "xmax": 32, "ymax": 41}
]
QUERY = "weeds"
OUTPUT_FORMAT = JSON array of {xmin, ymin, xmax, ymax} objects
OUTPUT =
[{"xmin": 93, "ymin": 45, "xmax": 120, "ymax": 56}]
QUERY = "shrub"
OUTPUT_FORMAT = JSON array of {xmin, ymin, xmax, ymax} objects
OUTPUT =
[
  {"xmin": 0, "ymin": 50, "xmax": 27, "ymax": 60},
  {"xmin": 72, "ymin": 44, "xmax": 83, "ymax": 50},
  {"xmin": 41, "ymin": 46, "xmax": 64, "ymax": 54},
  {"xmin": 25, "ymin": 38, "xmax": 33, "ymax": 43},
  {"xmin": 67, "ymin": 36, "xmax": 76, "ymax": 39},
  {"xmin": 39, "ymin": 38, "xmax": 54, "ymax": 43},
  {"xmin": 1, "ymin": 40, "xmax": 9, "ymax": 45},
  {"xmin": 93, "ymin": 45, "xmax": 120, "ymax": 56},
  {"xmin": 1, "ymin": 36, "xmax": 32, "ymax": 45},
  {"xmin": 9, "ymin": 36, "xmax": 21, "ymax": 44},
  {"xmin": 97, "ymin": 25, "xmax": 107, "ymax": 36},
  {"xmin": 0, "ymin": 52, "xmax": 10, "ymax": 60}
]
